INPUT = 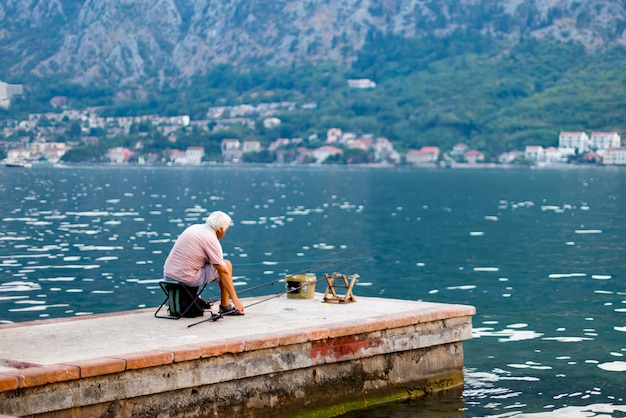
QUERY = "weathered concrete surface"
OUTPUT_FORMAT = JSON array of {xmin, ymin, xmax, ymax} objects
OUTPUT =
[{"xmin": 0, "ymin": 294, "xmax": 475, "ymax": 417}]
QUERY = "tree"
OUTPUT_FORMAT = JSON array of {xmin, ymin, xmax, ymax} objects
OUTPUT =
[
  {"xmin": 343, "ymin": 148, "xmax": 373, "ymax": 164},
  {"xmin": 68, "ymin": 120, "xmax": 82, "ymax": 139},
  {"xmin": 242, "ymin": 150, "xmax": 273, "ymax": 163},
  {"xmin": 61, "ymin": 146, "xmax": 104, "ymax": 163}
]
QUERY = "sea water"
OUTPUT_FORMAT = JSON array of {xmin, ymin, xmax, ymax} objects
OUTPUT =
[{"xmin": 1, "ymin": 165, "xmax": 625, "ymax": 417}]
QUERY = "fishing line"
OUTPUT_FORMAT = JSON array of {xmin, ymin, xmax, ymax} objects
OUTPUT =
[
  {"xmin": 228, "ymin": 257, "xmax": 360, "ymax": 267},
  {"xmin": 135, "ymin": 255, "xmax": 367, "ymax": 284}
]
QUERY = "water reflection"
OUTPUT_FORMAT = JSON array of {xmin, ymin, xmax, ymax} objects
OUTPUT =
[{"xmin": 1, "ymin": 165, "xmax": 626, "ymax": 416}]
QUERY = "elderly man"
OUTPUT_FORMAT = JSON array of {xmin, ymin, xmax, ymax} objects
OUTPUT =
[{"xmin": 164, "ymin": 210, "xmax": 244, "ymax": 315}]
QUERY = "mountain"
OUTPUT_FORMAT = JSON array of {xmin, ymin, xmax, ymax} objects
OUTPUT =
[
  {"xmin": 2, "ymin": 0, "xmax": 626, "ymax": 87},
  {"xmin": 2, "ymin": 0, "xmax": 626, "ymax": 157}
]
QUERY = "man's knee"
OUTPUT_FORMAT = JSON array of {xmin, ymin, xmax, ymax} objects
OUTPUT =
[{"xmin": 224, "ymin": 259, "xmax": 232, "ymax": 274}]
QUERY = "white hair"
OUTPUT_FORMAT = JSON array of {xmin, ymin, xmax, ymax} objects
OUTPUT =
[{"xmin": 206, "ymin": 211, "xmax": 232, "ymax": 231}]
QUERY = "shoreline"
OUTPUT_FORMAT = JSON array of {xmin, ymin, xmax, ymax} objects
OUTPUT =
[{"xmin": 4, "ymin": 161, "xmax": 624, "ymax": 171}]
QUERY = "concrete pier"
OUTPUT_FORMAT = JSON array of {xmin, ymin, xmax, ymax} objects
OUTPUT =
[{"xmin": 0, "ymin": 294, "xmax": 475, "ymax": 417}]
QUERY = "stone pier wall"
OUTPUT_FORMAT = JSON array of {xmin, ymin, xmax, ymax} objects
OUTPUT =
[{"xmin": 0, "ymin": 311, "xmax": 473, "ymax": 417}]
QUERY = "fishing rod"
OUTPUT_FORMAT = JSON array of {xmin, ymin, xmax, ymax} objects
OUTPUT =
[
  {"xmin": 232, "ymin": 257, "xmax": 365, "ymax": 267},
  {"xmin": 187, "ymin": 276, "xmax": 323, "ymax": 328},
  {"xmin": 187, "ymin": 256, "xmax": 373, "ymax": 328}
]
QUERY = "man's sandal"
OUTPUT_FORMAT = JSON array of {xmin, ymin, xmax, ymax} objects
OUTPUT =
[{"xmin": 219, "ymin": 304, "xmax": 244, "ymax": 315}]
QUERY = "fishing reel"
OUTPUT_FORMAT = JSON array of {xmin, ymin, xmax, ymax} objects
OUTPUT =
[{"xmin": 208, "ymin": 312, "xmax": 223, "ymax": 322}]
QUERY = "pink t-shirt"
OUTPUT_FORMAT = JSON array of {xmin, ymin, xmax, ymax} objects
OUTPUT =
[{"xmin": 163, "ymin": 224, "xmax": 226, "ymax": 285}]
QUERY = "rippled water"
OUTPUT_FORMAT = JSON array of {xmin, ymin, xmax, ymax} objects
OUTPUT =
[{"xmin": 1, "ymin": 165, "xmax": 625, "ymax": 417}]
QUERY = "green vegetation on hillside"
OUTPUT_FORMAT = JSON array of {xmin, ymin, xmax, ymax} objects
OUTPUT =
[{"xmin": 4, "ymin": 29, "xmax": 626, "ymax": 157}]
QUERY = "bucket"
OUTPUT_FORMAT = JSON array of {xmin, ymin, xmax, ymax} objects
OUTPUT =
[{"xmin": 286, "ymin": 273, "xmax": 316, "ymax": 299}]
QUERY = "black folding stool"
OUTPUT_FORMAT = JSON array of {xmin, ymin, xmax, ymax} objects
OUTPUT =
[{"xmin": 154, "ymin": 279, "xmax": 210, "ymax": 319}]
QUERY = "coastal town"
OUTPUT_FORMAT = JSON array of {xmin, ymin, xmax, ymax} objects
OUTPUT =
[{"xmin": 2, "ymin": 80, "xmax": 626, "ymax": 167}]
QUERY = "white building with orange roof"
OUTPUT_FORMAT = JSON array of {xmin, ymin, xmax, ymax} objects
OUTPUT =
[
  {"xmin": 406, "ymin": 146, "xmax": 440, "ymax": 164},
  {"xmin": 107, "ymin": 147, "xmax": 134, "ymax": 164},
  {"xmin": 169, "ymin": 149, "xmax": 187, "ymax": 164},
  {"xmin": 558, "ymin": 131, "xmax": 589, "ymax": 153},
  {"xmin": 346, "ymin": 137, "xmax": 373, "ymax": 151},
  {"xmin": 524, "ymin": 145, "xmax": 544, "ymax": 162},
  {"xmin": 543, "ymin": 147, "xmax": 565, "ymax": 163},
  {"xmin": 590, "ymin": 132, "xmax": 621, "ymax": 150},
  {"xmin": 463, "ymin": 149, "xmax": 485, "ymax": 164}
]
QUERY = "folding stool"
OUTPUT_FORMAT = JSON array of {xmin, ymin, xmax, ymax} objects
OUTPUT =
[{"xmin": 154, "ymin": 279, "xmax": 210, "ymax": 319}]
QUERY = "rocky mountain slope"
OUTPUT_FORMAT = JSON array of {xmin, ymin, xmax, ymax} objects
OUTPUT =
[{"xmin": 2, "ymin": 0, "xmax": 626, "ymax": 88}]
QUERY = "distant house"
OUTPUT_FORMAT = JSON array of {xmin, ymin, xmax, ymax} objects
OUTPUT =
[
  {"xmin": 268, "ymin": 138, "xmax": 290, "ymax": 152},
  {"xmin": 185, "ymin": 146, "xmax": 204, "ymax": 165},
  {"xmin": 590, "ymin": 132, "xmax": 621, "ymax": 150},
  {"xmin": 584, "ymin": 151, "xmax": 602, "ymax": 164},
  {"xmin": 498, "ymin": 150, "xmax": 524, "ymax": 164},
  {"xmin": 451, "ymin": 143, "xmax": 469, "ymax": 156},
  {"xmin": 107, "ymin": 147, "xmax": 134, "ymax": 164},
  {"xmin": 373, "ymin": 137, "xmax": 400, "ymax": 163},
  {"xmin": 7, "ymin": 148, "xmax": 31, "ymax": 162},
  {"xmin": 312, "ymin": 146, "xmax": 343, "ymax": 163},
  {"xmin": 18, "ymin": 120, "xmax": 35, "ymax": 131},
  {"xmin": 44, "ymin": 143, "xmax": 70, "ymax": 164},
  {"xmin": 346, "ymin": 138, "xmax": 373, "ymax": 151},
  {"xmin": 30, "ymin": 141, "xmax": 48, "ymax": 155},
  {"xmin": 603, "ymin": 147, "xmax": 626, "ymax": 165},
  {"xmin": 558, "ymin": 132, "xmax": 589, "ymax": 153},
  {"xmin": 406, "ymin": 147, "xmax": 440, "ymax": 165},
  {"xmin": 169, "ymin": 149, "xmax": 186, "ymax": 164},
  {"xmin": 0, "ymin": 81, "xmax": 24, "ymax": 110},
  {"xmin": 50, "ymin": 96, "xmax": 68, "ymax": 109},
  {"xmin": 524, "ymin": 145, "xmax": 544, "ymax": 162},
  {"xmin": 262, "ymin": 117, "xmax": 281, "ymax": 128},
  {"xmin": 326, "ymin": 128, "xmax": 343, "ymax": 143},
  {"xmin": 348, "ymin": 79, "xmax": 376, "ymax": 89},
  {"xmin": 543, "ymin": 147, "xmax": 564, "ymax": 163},
  {"xmin": 242, "ymin": 141, "xmax": 261, "ymax": 154},
  {"xmin": 463, "ymin": 149, "xmax": 485, "ymax": 164},
  {"xmin": 296, "ymin": 147, "xmax": 314, "ymax": 163},
  {"xmin": 221, "ymin": 139, "xmax": 242, "ymax": 162}
]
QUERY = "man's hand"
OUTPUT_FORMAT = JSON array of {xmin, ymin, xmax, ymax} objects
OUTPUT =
[{"xmin": 232, "ymin": 297, "xmax": 244, "ymax": 314}]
